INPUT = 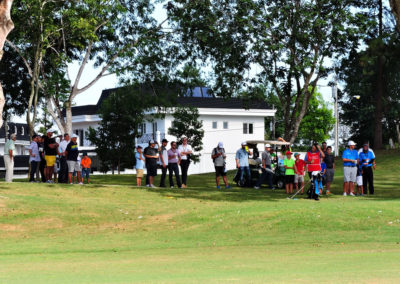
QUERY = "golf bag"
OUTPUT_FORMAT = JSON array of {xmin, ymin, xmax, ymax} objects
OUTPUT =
[{"xmin": 307, "ymin": 171, "xmax": 322, "ymax": 200}]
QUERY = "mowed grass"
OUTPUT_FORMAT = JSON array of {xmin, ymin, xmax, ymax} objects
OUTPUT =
[{"xmin": 1, "ymin": 150, "xmax": 400, "ymax": 283}]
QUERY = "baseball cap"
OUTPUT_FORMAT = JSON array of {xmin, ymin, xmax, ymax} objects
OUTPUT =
[
  {"xmin": 149, "ymin": 140, "xmax": 155, "ymax": 144},
  {"xmin": 218, "ymin": 142, "xmax": 223, "ymax": 148},
  {"xmin": 286, "ymin": 151, "xmax": 292, "ymax": 155},
  {"xmin": 162, "ymin": 138, "xmax": 168, "ymax": 143},
  {"xmin": 294, "ymin": 152, "xmax": 300, "ymax": 157},
  {"xmin": 241, "ymin": 142, "xmax": 247, "ymax": 146},
  {"xmin": 265, "ymin": 144, "xmax": 271, "ymax": 148},
  {"xmin": 47, "ymin": 128, "xmax": 55, "ymax": 133},
  {"xmin": 137, "ymin": 145, "xmax": 142, "ymax": 149},
  {"xmin": 71, "ymin": 134, "xmax": 79, "ymax": 139},
  {"xmin": 348, "ymin": 140, "xmax": 356, "ymax": 146}
]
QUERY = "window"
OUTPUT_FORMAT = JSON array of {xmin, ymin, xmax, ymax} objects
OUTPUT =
[
  {"xmin": 75, "ymin": 129, "xmax": 84, "ymax": 146},
  {"xmin": 21, "ymin": 126, "xmax": 24, "ymax": 136},
  {"xmin": 139, "ymin": 123, "xmax": 146, "ymax": 135},
  {"xmin": 223, "ymin": 121, "xmax": 228, "ymax": 129},
  {"xmin": 212, "ymin": 121, "xmax": 217, "ymax": 129},
  {"xmin": 243, "ymin": 123, "xmax": 254, "ymax": 134},
  {"xmin": 152, "ymin": 122, "xmax": 157, "ymax": 133}
]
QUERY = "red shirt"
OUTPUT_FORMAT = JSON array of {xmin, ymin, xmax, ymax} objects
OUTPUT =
[{"xmin": 295, "ymin": 159, "xmax": 306, "ymax": 176}]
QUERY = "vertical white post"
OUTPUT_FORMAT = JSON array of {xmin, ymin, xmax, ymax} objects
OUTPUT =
[{"xmin": 156, "ymin": 130, "xmax": 161, "ymax": 144}]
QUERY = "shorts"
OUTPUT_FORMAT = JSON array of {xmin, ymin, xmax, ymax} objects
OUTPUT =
[
  {"xmin": 285, "ymin": 175, "xmax": 295, "ymax": 184},
  {"xmin": 136, "ymin": 169, "xmax": 144, "ymax": 178},
  {"xmin": 294, "ymin": 174, "xmax": 304, "ymax": 183},
  {"xmin": 45, "ymin": 155, "xmax": 57, "ymax": 167},
  {"xmin": 344, "ymin": 166, "xmax": 357, "ymax": 183},
  {"xmin": 325, "ymin": 168, "xmax": 335, "ymax": 183},
  {"xmin": 67, "ymin": 161, "xmax": 81, "ymax": 173},
  {"xmin": 82, "ymin": 168, "xmax": 90, "ymax": 179},
  {"xmin": 356, "ymin": 175, "xmax": 363, "ymax": 186},
  {"xmin": 215, "ymin": 166, "xmax": 226, "ymax": 177},
  {"xmin": 146, "ymin": 164, "xmax": 157, "ymax": 177}
]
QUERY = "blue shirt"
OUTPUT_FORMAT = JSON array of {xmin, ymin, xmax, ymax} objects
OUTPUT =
[
  {"xmin": 236, "ymin": 148, "xmax": 249, "ymax": 167},
  {"xmin": 359, "ymin": 151, "xmax": 375, "ymax": 168},
  {"xmin": 320, "ymin": 162, "xmax": 327, "ymax": 176},
  {"xmin": 135, "ymin": 152, "xmax": 144, "ymax": 170},
  {"xmin": 342, "ymin": 148, "xmax": 359, "ymax": 167}
]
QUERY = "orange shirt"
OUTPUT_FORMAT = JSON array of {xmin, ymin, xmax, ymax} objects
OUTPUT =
[{"xmin": 81, "ymin": 156, "xmax": 92, "ymax": 168}]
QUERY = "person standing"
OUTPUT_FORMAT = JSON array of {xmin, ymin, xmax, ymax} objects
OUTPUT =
[
  {"xmin": 305, "ymin": 143, "xmax": 325, "ymax": 178},
  {"xmin": 284, "ymin": 151, "xmax": 295, "ymax": 194},
  {"xmin": 321, "ymin": 141, "xmax": 328, "ymax": 155},
  {"xmin": 178, "ymin": 136, "xmax": 192, "ymax": 188},
  {"xmin": 212, "ymin": 142, "xmax": 230, "ymax": 189},
  {"xmin": 58, "ymin": 133, "xmax": 70, "ymax": 183},
  {"xmin": 342, "ymin": 141, "xmax": 359, "ymax": 196},
  {"xmin": 135, "ymin": 145, "xmax": 145, "ymax": 187},
  {"xmin": 38, "ymin": 135, "xmax": 46, "ymax": 182},
  {"xmin": 254, "ymin": 144, "xmax": 274, "ymax": 189},
  {"xmin": 235, "ymin": 142, "xmax": 252, "ymax": 187},
  {"xmin": 323, "ymin": 146, "xmax": 335, "ymax": 195},
  {"xmin": 28, "ymin": 135, "xmax": 41, "ymax": 182},
  {"xmin": 80, "ymin": 152, "xmax": 92, "ymax": 184},
  {"xmin": 359, "ymin": 142, "xmax": 376, "ymax": 195},
  {"xmin": 144, "ymin": 140, "xmax": 159, "ymax": 188},
  {"xmin": 159, "ymin": 139, "xmax": 169, "ymax": 187},
  {"xmin": 294, "ymin": 153, "xmax": 306, "ymax": 194},
  {"xmin": 43, "ymin": 129, "xmax": 59, "ymax": 183},
  {"xmin": 168, "ymin": 141, "xmax": 182, "ymax": 189},
  {"xmin": 4, "ymin": 133, "xmax": 17, "ymax": 182},
  {"xmin": 65, "ymin": 134, "xmax": 82, "ymax": 185}
]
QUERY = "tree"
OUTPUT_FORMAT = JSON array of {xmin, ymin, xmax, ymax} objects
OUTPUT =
[
  {"xmin": 0, "ymin": 0, "xmax": 14, "ymax": 129},
  {"xmin": 168, "ymin": 107, "xmax": 204, "ymax": 163},
  {"xmin": 87, "ymin": 85, "xmax": 161, "ymax": 174},
  {"xmin": 168, "ymin": 0, "xmax": 367, "ymax": 143},
  {"xmin": 390, "ymin": 0, "xmax": 400, "ymax": 31}
]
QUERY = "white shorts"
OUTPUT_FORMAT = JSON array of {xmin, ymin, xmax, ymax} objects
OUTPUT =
[
  {"xmin": 67, "ymin": 161, "xmax": 81, "ymax": 173},
  {"xmin": 356, "ymin": 175, "xmax": 363, "ymax": 186},
  {"xmin": 344, "ymin": 167, "xmax": 357, "ymax": 183},
  {"xmin": 294, "ymin": 174, "xmax": 304, "ymax": 183}
]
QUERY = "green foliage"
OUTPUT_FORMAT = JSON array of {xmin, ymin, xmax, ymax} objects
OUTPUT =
[{"xmin": 168, "ymin": 107, "xmax": 204, "ymax": 163}]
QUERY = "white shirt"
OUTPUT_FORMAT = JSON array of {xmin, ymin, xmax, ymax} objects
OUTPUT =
[
  {"xmin": 59, "ymin": 140, "xmax": 70, "ymax": 154},
  {"xmin": 178, "ymin": 144, "xmax": 192, "ymax": 160}
]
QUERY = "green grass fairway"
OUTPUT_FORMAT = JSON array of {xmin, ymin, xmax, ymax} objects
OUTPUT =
[{"xmin": 1, "ymin": 150, "xmax": 400, "ymax": 283}]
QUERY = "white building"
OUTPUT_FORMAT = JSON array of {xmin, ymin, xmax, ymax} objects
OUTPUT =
[{"xmin": 69, "ymin": 87, "xmax": 276, "ymax": 174}]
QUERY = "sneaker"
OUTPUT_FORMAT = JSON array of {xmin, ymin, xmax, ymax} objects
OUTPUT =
[
  {"xmin": 79, "ymin": 182, "xmax": 83, "ymax": 185},
  {"xmin": 146, "ymin": 184, "xmax": 150, "ymax": 187},
  {"xmin": 70, "ymin": 183, "xmax": 73, "ymax": 185},
  {"xmin": 350, "ymin": 192, "xmax": 355, "ymax": 196},
  {"xmin": 217, "ymin": 185, "xmax": 221, "ymax": 189},
  {"xmin": 343, "ymin": 192, "xmax": 347, "ymax": 196},
  {"xmin": 170, "ymin": 186, "xmax": 174, "ymax": 189},
  {"xmin": 225, "ymin": 185, "xmax": 231, "ymax": 189},
  {"xmin": 150, "ymin": 184, "xmax": 156, "ymax": 188},
  {"xmin": 254, "ymin": 186, "xmax": 260, "ymax": 189}
]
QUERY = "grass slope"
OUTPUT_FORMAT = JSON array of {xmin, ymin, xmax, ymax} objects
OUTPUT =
[{"xmin": 1, "ymin": 150, "xmax": 400, "ymax": 283}]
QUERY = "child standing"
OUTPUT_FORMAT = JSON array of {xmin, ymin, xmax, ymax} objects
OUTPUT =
[
  {"xmin": 135, "ymin": 145, "xmax": 145, "ymax": 186},
  {"xmin": 283, "ymin": 151, "xmax": 295, "ymax": 194},
  {"xmin": 80, "ymin": 152, "xmax": 92, "ymax": 184},
  {"xmin": 294, "ymin": 153, "xmax": 306, "ymax": 194},
  {"xmin": 356, "ymin": 165, "xmax": 364, "ymax": 196},
  {"xmin": 320, "ymin": 159, "xmax": 327, "ymax": 195}
]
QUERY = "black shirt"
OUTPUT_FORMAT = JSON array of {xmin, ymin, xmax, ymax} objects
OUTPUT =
[
  {"xmin": 66, "ymin": 141, "xmax": 79, "ymax": 161},
  {"xmin": 43, "ymin": 136, "xmax": 57, "ymax": 156},
  {"xmin": 144, "ymin": 146, "xmax": 158, "ymax": 165},
  {"xmin": 324, "ymin": 154, "xmax": 335, "ymax": 169}
]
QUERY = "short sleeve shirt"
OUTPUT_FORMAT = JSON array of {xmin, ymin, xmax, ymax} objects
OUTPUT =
[
  {"xmin": 236, "ymin": 148, "xmax": 249, "ymax": 167},
  {"xmin": 321, "ymin": 162, "xmax": 327, "ymax": 175},
  {"xmin": 261, "ymin": 151, "xmax": 272, "ymax": 166},
  {"xmin": 4, "ymin": 140, "xmax": 15, "ymax": 155},
  {"xmin": 212, "ymin": 147, "xmax": 226, "ymax": 167},
  {"xmin": 168, "ymin": 149, "xmax": 180, "ymax": 163},
  {"xmin": 44, "ymin": 136, "xmax": 57, "ymax": 156},
  {"xmin": 144, "ymin": 147, "xmax": 158, "ymax": 165},
  {"xmin": 135, "ymin": 152, "xmax": 145, "ymax": 170},
  {"xmin": 66, "ymin": 141, "xmax": 79, "ymax": 161},
  {"xmin": 359, "ymin": 151, "xmax": 375, "ymax": 168},
  {"xmin": 284, "ymin": 158, "xmax": 295, "ymax": 175},
  {"xmin": 324, "ymin": 154, "xmax": 335, "ymax": 169},
  {"xmin": 29, "ymin": 141, "xmax": 41, "ymax": 162},
  {"xmin": 342, "ymin": 148, "xmax": 358, "ymax": 166},
  {"xmin": 159, "ymin": 146, "xmax": 169, "ymax": 166},
  {"xmin": 295, "ymin": 159, "xmax": 306, "ymax": 176},
  {"xmin": 178, "ymin": 144, "xmax": 192, "ymax": 160}
]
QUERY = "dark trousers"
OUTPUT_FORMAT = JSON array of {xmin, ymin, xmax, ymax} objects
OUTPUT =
[
  {"xmin": 362, "ymin": 167, "xmax": 374, "ymax": 194},
  {"xmin": 58, "ymin": 157, "xmax": 68, "ymax": 183},
  {"xmin": 255, "ymin": 165, "xmax": 273, "ymax": 188},
  {"xmin": 39, "ymin": 158, "xmax": 46, "ymax": 182},
  {"xmin": 160, "ymin": 166, "xmax": 168, "ymax": 187},
  {"xmin": 29, "ymin": 161, "xmax": 38, "ymax": 182},
  {"xmin": 168, "ymin": 163, "xmax": 182, "ymax": 188},
  {"xmin": 180, "ymin": 159, "xmax": 190, "ymax": 185}
]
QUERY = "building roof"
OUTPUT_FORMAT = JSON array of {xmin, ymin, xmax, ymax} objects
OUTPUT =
[{"xmin": 68, "ymin": 85, "xmax": 271, "ymax": 117}]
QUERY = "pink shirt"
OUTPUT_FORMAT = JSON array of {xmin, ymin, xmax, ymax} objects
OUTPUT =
[{"xmin": 167, "ymin": 149, "xmax": 181, "ymax": 163}]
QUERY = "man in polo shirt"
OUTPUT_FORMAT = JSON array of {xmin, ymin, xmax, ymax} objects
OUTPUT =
[
  {"xmin": 359, "ymin": 142, "xmax": 376, "ymax": 195},
  {"xmin": 43, "ymin": 129, "xmax": 59, "ymax": 183},
  {"xmin": 159, "ymin": 138, "xmax": 169, "ymax": 188},
  {"xmin": 254, "ymin": 144, "xmax": 274, "ymax": 189},
  {"xmin": 28, "ymin": 134, "xmax": 41, "ymax": 182},
  {"xmin": 4, "ymin": 133, "xmax": 17, "ymax": 182},
  {"xmin": 212, "ymin": 142, "xmax": 230, "ymax": 189},
  {"xmin": 236, "ymin": 142, "xmax": 252, "ymax": 187},
  {"xmin": 167, "ymin": 141, "xmax": 182, "ymax": 188},
  {"xmin": 342, "ymin": 140, "xmax": 359, "ymax": 196},
  {"xmin": 144, "ymin": 140, "xmax": 159, "ymax": 188}
]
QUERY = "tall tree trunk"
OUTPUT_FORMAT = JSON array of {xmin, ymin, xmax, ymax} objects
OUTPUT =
[
  {"xmin": 0, "ymin": 0, "xmax": 14, "ymax": 129},
  {"xmin": 396, "ymin": 123, "xmax": 400, "ymax": 148},
  {"xmin": 390, "ymin": 0, "xmax": 400, "ymax": 31},
  {"xmin": 374, "ymin": 0, "xmax": 384, "ymax": 149}
]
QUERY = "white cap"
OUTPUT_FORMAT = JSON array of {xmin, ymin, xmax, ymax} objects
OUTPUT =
[
  {"xmin": 181, "ymin": 136, "xmax": 188, "ymax": 140},
  {"xmin": 241, "ymin": 142, "xmax": 247, "ymax": 146},
  {"xmin": 71, "ymin": 134, "xmax": 79, "ymax": 139},
  {"xmin": 218, "ymin": 142, "xmax": 223, "ymax": 148},
  {"xmin": 265, "ymin": 144, "xmax": 271, "ymax": 148},
  {"xmin": 47, "ymin": 129, "xmax": 55, "ymax": 133},
  {"xmin": 149, "ymin": 140, "xmax": 155, "ymax": 144},
  {"xmin": 348, "ymin": 140, "xmax": 356, "ymax": 146}
]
